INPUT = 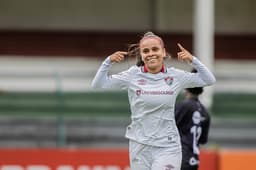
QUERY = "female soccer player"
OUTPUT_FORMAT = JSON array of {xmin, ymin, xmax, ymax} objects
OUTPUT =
[{"xmin": 91, "ymin": 32, "xmax": 216, "ymax": 170}]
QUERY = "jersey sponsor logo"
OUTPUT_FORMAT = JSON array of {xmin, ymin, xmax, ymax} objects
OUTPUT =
[
  {"xmin": 164, "ymin": 76, "xmax": 174, "ymax": 86},
  {"xmin": 135, "ymin": 89, "xmax": 174, "ymax": 96},
  {"xmin": 192, "ymin": 111, "xmax": 206, "ymax": 124},
  {"xmin": 192, "ymin": 111, "xmax": 201, "ymax": 124}
]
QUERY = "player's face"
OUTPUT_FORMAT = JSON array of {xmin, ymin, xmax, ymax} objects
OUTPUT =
[{"xmin": 140, "ymin": 38, "xmax": 166, "ymax": 73}]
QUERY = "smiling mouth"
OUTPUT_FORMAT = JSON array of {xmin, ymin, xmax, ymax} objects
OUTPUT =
[
  {"xmin": 146, "ymin": 56, "xmax": 158, "ymax": 62},
  {"xmin": 149, "ymin": 59, "xmax": 157, "ymax": 63}
]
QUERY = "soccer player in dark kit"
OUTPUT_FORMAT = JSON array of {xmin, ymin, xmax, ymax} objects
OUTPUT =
[{"xmin": 175, "ymin": 70, "xmax": 211, "ymax": 170}]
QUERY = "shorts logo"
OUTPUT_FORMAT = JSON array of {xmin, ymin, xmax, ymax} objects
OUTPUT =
[
  {"xmin": 165, "ymin": 164, "xmax": 174, "ymax": 170},
  {"xmin": 164, "ymin": 76, "xmax": 174, "ymax": 86},
  {"xmin": 167, "ymin": 136, "xmax": 172, "ymax": 141}
]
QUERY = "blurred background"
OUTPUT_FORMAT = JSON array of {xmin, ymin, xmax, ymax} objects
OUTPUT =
[{"xmin": 0, "ymin": 0, "xmax": 255, "ymax": 169}]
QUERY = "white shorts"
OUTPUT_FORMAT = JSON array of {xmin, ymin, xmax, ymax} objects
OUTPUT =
[{"xmin": 129, "ymin": 140, "xmax": 182, "ymax": 170}]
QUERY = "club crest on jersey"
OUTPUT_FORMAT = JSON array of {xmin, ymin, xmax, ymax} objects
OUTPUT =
[
  {"xmin": 164, "ymin": 76, "xmax": 174, "ymax": 86},
  {"xmin": 136, "ymin": 89, "xmax": 142, "ymax": 96}
]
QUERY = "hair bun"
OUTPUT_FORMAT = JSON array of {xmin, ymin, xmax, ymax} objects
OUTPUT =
[{"xmin": 143, "ymin": 31, "xmax": 156, "ymax": 37}]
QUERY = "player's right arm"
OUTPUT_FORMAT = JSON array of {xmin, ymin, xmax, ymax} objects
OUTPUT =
[{"xmin": 91, "ymin": 51, "xmax": 130, "ymax": 89}]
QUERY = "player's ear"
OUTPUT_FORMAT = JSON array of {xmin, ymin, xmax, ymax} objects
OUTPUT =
[{"xmin": 164, "ymin": 51, "xmax": 171, "ymax": 60}]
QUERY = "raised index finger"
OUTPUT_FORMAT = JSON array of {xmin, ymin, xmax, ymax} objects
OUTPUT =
[
  {"xmin": 177, "ymin": 43, "xmax": 186, "ymax": 51},
  {"xmin": 118, "ymin": 51, "xmax": 128, "ymax": 55}
]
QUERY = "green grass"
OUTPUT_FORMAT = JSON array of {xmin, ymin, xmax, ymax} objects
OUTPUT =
[
  {"xmin": 212, "ymin": 93, "xmax": 256, "ymax": 118},
  {"xmin": 0, "ymin": 91, "xmax": 255, "ymax": 119},
  {"xmin": 0, "ymin": 91, "xmax": 130, "ymax": 117}
]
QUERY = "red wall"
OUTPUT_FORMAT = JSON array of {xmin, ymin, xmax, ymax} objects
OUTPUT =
[
  {"xmin": 0, "ymin": 148, "xmax": 130, "ymax": 170},
  {"xmin": 0, "ymin": 31, "xmax": 255, "ymax": 60},
  {"xmin": 199, "ymin": 149, "xmax": 218, "ymax": 170},
  {"xmin": 219, "ymin": 149, "xmax": 256, "ymax": 170},
  {"xmin": 0, "ymin": 148, "xmax": 218, "ymax": 170}
]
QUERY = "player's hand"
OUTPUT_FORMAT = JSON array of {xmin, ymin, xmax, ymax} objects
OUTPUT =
[
  {"xmin": 177, "ymin": 43, "xmax": 193, "ymax": 63},
  {"xmin": 109, "ymin": 51, "xmax": 128, "ymax": 63}
]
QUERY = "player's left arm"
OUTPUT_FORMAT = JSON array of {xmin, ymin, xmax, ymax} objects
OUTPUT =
[{"xmin": 177, "ymin": 43, "xmax": 216, "ymax": 87}]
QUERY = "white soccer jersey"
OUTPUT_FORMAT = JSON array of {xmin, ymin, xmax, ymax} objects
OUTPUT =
[{"xmin": 92, "ymin": 56, "xmax": 215, "ymax": 151}]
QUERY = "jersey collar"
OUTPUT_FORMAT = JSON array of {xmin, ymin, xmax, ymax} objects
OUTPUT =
[{"xmin": 141, "ymin": 65, "xmax": 167, "ymax": 73}]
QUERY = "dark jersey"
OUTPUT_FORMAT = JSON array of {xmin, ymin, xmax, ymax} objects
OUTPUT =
[{"xmin": 175, "ymin": 98, "xmax": 210, "ymax": 169}]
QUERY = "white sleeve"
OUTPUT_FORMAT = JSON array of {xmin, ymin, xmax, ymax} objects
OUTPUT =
[
  {"xmin": 179, "ymin": 57, "xmax": 216, "ymax": 88},
  {"xmin": 91, "ymin": 57, "xmax": 130, "ymax": 89}
]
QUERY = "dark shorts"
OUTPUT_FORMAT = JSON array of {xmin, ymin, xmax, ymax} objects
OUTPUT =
[{"xmin": 181, "ymin": 164, "xmax": 198, "ymax": 170}]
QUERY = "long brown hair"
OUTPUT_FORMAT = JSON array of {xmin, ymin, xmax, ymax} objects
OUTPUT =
[{"xmin": 127, "ymin": 43, "xmax": 142, "ymax": 66}]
